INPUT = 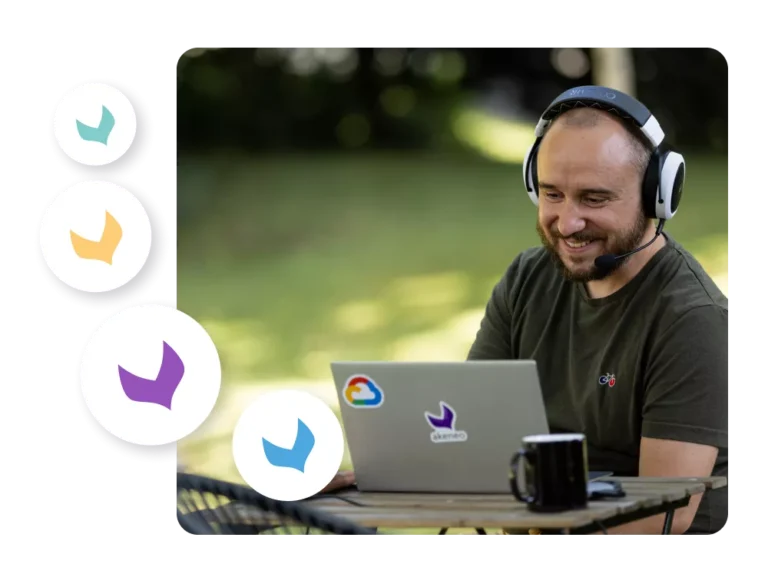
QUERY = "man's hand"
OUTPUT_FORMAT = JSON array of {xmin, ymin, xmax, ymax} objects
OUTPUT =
[{"xmin": 320, "ymin": 470, "xmax": 356, "ymax": 493}]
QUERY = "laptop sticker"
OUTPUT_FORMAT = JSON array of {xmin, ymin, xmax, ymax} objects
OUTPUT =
[
  {"xmin": 342, "ymin": 374, "xmax": 384, "ymax": 408},
  {"xmin": 424, "ymin": 401, "xmax": 468, "ymax": 443}
]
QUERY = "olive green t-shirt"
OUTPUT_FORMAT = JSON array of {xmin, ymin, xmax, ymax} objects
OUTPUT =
[{"xmin": 467, "ymin": 234, "xmax": 727, "ymax": 534}]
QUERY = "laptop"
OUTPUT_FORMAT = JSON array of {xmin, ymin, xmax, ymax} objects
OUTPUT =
[{"xmin": 330, "ymin": 360, "xmax": 553, "ymax": 494}]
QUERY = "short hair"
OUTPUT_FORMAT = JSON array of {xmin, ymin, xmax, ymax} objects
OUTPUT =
[{"xmin": 541, "ymin": 107, "xmax": 654, "ymax": 179}]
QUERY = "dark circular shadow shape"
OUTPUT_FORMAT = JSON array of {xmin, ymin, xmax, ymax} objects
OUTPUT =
[
  {"xmin": 35, "ymin": 180, "xmax": 169, "ymax": 310},
  {"xmin": 48, "ymin": 78, "xmax": 155, "ymax": 180},
  {"xmin": 74, "ymin": 299, "xmax": 176, "ymax": 464}
]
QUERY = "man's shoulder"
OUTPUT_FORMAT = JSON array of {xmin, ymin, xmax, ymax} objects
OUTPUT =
[{"xmin": 655, "ymin": 238, "xmax": 728, "ymax": 321}]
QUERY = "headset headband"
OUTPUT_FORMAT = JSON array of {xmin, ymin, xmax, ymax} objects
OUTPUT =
[{"xmin": 533, "ymin": 86, "xmax": 665, "ymax": 149}]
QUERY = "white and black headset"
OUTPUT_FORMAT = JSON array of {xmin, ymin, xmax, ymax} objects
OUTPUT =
[{"xmin": 522, "ymin": 85, "xmax": 686, "ymax": 222}]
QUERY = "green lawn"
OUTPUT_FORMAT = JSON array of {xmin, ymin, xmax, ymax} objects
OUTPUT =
[
  {"xmin": 176, "ymin": 151, "xmax": 727, "ymax": 533},
  {"xmin": 178, "ymin": 151, "xmax": 727, "ymax": 379}
]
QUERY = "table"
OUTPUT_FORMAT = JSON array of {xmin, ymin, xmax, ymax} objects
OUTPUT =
[{"xmin": 301, "ymin": 476, "xmax": 727, "ymax": 534}]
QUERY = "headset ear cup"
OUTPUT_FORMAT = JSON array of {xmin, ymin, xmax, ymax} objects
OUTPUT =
[
  {"xmin": 657, "ymin": 152, "xmax": 685, "ymax": 219},
  {"xmin": 523, "ymin": 142, "xmax": 540, "ymax": 206},
  {"xmin": 641, "ymin": 150, "xmax": 661, "ymax": 219}
]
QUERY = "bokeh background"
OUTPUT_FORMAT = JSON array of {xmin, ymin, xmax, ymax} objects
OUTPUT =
[{"xmin": 177, "ymin": 48, "xmax": 727, "ymax": 497}]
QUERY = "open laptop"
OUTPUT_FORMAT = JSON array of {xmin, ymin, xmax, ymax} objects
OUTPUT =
[{"xmin": 330, "ymin": 360, "xmax": 554, "ymax": 494}]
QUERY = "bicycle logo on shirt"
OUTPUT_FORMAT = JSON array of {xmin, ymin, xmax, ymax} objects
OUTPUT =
[{"xmin": 599, "ymin": 373, "xmax": 616, "ymax": 387}]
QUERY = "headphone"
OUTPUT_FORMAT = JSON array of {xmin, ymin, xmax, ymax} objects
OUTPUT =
[{"xmin": 522, "ymin": 85, "xmax": 685, "ymax": 221}]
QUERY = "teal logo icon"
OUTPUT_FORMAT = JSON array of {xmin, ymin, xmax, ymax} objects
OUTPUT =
[
  {"xmin": 262, "ymin": 418, "xmax": 315, "ymax": 473},
  {"xmin": 76, "ymin": 105, "xmax": 115, "ymax": 145}
]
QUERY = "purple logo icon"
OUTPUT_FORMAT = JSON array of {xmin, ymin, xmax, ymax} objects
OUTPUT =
[
  {"xmin": 425, "ymin": 401, "xmax": 456, "ymax": 429},
  {"xmin": 424, "ymin": 401, "xmax": 468, "ymax": 443},
  {"xmin": 118, "ymin": 341, "xmax": 185, "ymax": 410}
]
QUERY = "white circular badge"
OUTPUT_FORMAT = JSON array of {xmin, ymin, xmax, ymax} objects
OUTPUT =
[
  {"xmin": 54, "ymin": 82, "xmax": 137, "ymax": 165},
  {"xmin": 232, "ymin": 390, "xmax": 344, "ymax": 501},
  {"xmin": 80, "ymin": 305, "xmax": 222, "ymax": 446}
]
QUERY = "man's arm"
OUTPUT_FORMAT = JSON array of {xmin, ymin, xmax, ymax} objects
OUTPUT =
[
  {"xmin": 604, "ymin": 437, "xmax": 718, "ymax": 534},
  {"xmin": 467, "ymin": 260, "xmax": 518, "ymax": 360},
  {"xmin": 605, "ymin": 305, "xmax": 727, "ymax": 534}
]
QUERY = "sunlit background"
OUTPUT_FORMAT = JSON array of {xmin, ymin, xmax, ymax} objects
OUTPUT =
[{"xmin": 176, "ymin": 48, "xmax": 728, "ymax": 502}]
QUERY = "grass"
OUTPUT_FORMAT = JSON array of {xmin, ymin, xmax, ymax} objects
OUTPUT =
[{"xmin": 176, "ymin": 151, "xmax": 727, "ymax": 533}]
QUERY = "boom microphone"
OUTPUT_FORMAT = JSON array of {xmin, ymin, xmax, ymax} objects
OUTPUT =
[{"xmin": 594, "ymin": 220, "xmax": 666, "ymax": 273}]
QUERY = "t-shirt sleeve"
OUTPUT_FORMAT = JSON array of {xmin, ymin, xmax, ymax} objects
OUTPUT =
[
  {"xmin": 641, "ymin": 305, "xmax": 728, "ymax": 448},
  {"xmin": 466, "ymin": 259, "xmax": 517, "ymax": 360}
]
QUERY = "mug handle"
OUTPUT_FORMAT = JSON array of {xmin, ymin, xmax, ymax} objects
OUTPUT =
[{"xmin": 509, "ymin": 449, "xmax": 536, "ymax": 504}]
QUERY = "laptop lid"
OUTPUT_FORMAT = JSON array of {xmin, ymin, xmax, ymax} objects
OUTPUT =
[{"xmin": 330, "ymin": 360, "xmax": 550, "ymax": 494}]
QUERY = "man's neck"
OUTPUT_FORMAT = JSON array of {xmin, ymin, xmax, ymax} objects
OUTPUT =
[{"xmin": 586, "ymin": 229, "xmax": 667, "ymax": 299}]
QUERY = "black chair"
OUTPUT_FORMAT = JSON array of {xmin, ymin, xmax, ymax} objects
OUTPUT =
[{"xmin": 177, "ymin": 472, "xmax": 376, "ymax": 535}]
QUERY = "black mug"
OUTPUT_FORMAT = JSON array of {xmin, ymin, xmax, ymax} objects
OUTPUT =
[{"xmin": 509, "ymin": 433, "xmax": 589, "ymax": 512}]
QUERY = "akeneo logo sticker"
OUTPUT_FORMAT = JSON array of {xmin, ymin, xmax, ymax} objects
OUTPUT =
[{"xmin": 424, "ymin": 401, "xmax": 467, "ymax": 443}]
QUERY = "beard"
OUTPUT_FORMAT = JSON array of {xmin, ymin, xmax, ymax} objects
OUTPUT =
[{"xmin": 536, "ymin": 210, "xmax": 648, "ymax": 282}]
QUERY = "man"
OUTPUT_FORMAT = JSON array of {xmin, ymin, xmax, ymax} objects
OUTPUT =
[
  {"xmin": 465, "ymin": 101, "xmax": 727, "ymax": 534},
  {"xmin": 328, "ymin": 91, "xmax": 727, "ymax": 534}
]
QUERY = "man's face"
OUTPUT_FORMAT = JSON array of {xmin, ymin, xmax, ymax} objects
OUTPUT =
[{"xmin": 534, "ymin": 120, "xmax": 649, "ymax": 282}]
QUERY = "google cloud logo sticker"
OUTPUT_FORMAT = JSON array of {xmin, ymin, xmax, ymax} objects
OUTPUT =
[{"xmin": 343, "ymin": 375, "xmax": 384, "ymax": 408}]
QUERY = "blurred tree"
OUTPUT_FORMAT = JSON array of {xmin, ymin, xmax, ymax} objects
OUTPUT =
[
  {"xmin": 176, "ymin": 48, "xmax": 726, "ymax": 155},
  {"xmin": 632, "ymin": 48, "xmax": 727, "ymax": 151},
  {"xmin": 591, "ymin": 48, "xmax": 636, "ymax": 96}
]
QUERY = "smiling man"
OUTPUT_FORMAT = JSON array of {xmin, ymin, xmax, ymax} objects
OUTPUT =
[
  {"xmin": 325, "ymin": 87, "xmax": 727, "ymax": 533},
  {"xmin": 467, "ymin": 88, "xmax": 728, "ymax": 534},
  {"xmin": 533, "ymin": 109, "xmax": 657, "ymax": 289}
]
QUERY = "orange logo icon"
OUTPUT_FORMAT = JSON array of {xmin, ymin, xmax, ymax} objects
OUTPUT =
[{"xmin": 70, "ymin": 210, "xmax": 123, "ymax": 265}]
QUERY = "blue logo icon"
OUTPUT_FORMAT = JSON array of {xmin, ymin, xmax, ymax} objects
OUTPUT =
[
  {"xmin": 262, "ymin": 418, "xmax": 315, "ymax": 473},
  {"xmin": 76, "ymin": 105, "xmax": 115, "ymax": 145}
]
